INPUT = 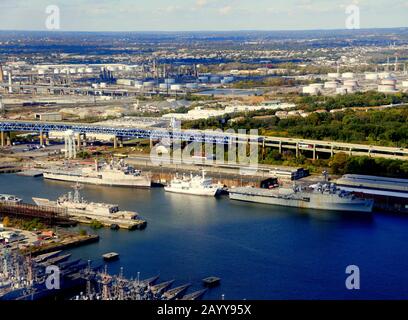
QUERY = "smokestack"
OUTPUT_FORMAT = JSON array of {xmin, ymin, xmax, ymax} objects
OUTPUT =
[
  {"xmin": 395, "ymin": 56, "xmax": 398, "ymax": 72},
  {"xmin": 8, "ymin": 70, "xmax": 12, "ymax": 93}
]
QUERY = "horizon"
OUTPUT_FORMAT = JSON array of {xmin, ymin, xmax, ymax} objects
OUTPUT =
[{"xmin": 0, "ymin": 0, "xmax": 407, "ymax": 32}]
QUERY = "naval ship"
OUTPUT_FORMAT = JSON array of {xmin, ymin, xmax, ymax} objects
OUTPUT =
[
  {"xmin": 32, "ymin": 183, "xmax": 146, "ymax": 230},
  {"xmin": 43, "ymin": 159, "xmax": 151, "ymax": 188},
  {"xmin": 164, "ymin": 171, "xmax": 222, "ymax": 196},
  {"xmin": 229, "ymin": 182, "xmax": 374, "ymax": 213}
]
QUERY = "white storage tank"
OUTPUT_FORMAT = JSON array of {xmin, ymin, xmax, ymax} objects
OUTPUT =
[
  {"xmin": 343, "ymin": 80, "xmax": 359, "ymax": 87},
  {"xmin": 143, "ymin": 81, "xmax": 155, "ymax": 88},
  {"xmin": 381, "ymin": 78, "xmax": 397, "ymax": 86},
  {"xmin": 336, "ymin": 87, "xmax": 348, "ymax": 95},
  {"xmin": 309, "ymin": 83, "xmax": 324, "ymax": 89},
  {"xmin": 328, "ymin": 73, "xmax": 340, "ymax": 79},
  {"xmin": 379, "ymin": 72, "xmax": 391, "ymax": 79},
  {"xmin": 365, "ymin": 73, "xmax": 378, "ymax": 80},
  {"xmin": 198, "ymin": 76, "xmax": 209, "ymax": 82},
  {"xmin": 302, "ymin": 86, "xmax": 319, "ymax": 95},
  {"xmin": 159, "ymin": 83, "xmax": 170, "ymax": 90},
  {"xmin": 170, "ymin": 84, "xmax": 184, "ymax": 91},
  {"xmin": 378, "ymin": 84, "xmax": 397, "ymax": 93},
  {"xmin": 223, "ymin": 76, "xmax": 235, "ymax": 83},
  {"xmin": 164, "ymin": 78, "xmax": 176, "ymax": 84},
  {"xmin": 342, "ymin": 72, "xmax": 355, "ymax": 79},
  {"xmin": 186, "ymin": 83, "xmax": 198, "ymax": 89},
  {"xmin": 324, "ymin": 81, "xmax": 340, "ymax": 89}
]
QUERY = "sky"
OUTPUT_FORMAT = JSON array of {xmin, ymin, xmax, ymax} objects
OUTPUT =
[{"xmin": 0, "ymin": 0, "xmax": 406, "ymax": 32}]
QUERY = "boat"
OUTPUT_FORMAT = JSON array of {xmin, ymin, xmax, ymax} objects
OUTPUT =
[
  {"xmin": 150, "ymin": 280, "xmax": 175, "ymax": 295},
  {"xmin": 39, "ymin": 254, "xmax": 72, "ymax": 266},
  {"xmin": 162, "ymin": 283, "xmax": 191, "ymax": 300},
  {"xmin": 102, "ymin": 252, "xmax": 119, "ymax": 261},
  {"xmin": 164, "ymin": 171, "xmax": 222, "ymax": 196},
  {"xmin": 140, "ymin": 275, "xmax": 160, "ymax": 288},
  {"xmin": 229, "ymin": 182, "xmax": 374, "ymax": 213},
  {"xmin": 181, "ymin": 289, "xmax": 207, "ymax": 300},
  {"xmin": 0, "ymin": 194, "xmax": 22, "ymax": 204},
  {"xmin": 202, "ymin": 276, "xmax": 221, "ymax": 287},
  {"xmin": 32, "ymin": 183, "xmax": 145, "ymax": 230},
  {"xmin": 43, "ymin": 159, "xmax": 151, "ymax": 188},
  {"xmin": 33, "ymin": 250, "xmax": 63, "ymax": 263}
]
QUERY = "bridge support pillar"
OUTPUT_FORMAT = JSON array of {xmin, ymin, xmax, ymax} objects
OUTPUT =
[
  {"xmin": 39, "ymin": 130, "xmax": 44, "ymax": 146},
  {"xmin": 82, "ymin": 133, "xmax": 87, "ymax": 147},
  {"xmin": 331, "ymin": 146, "xmax": 334, "ymax": 157},
  {"xmin": 349, "ymin": 148, "xmax": 353, "ymax": 156},
  {"xmin": 118, "ymin": 137, "xmax": 123, "ymax": 148},
  {"xmin": 76, "ymin": 133, "xmax": 81, "ymax": 151},
  {"xmin": 296, "ymin": 143, "xmax": 300, "ymax": 158},
  {"xmin": 5, "ymin": 132, "xmax": 11, "ymax": 146},
  {"xmin": 313, "ymin": 144, "xmax": 316, "ymax": 160},
  {"xmin": 0, "ymin": 131, "xmax": 5, "ymax": 147},
  {"xmin": 279, "ymin": 141, "xmax": 282, "ymax": 154},
  {"xmin": 113, "ymin": 136, "xmax": 118, "ymax": 149}
]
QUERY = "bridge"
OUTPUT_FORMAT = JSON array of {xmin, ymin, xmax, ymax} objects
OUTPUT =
[{"xmin": 0, "ymin": 120, "xmax": 408, "ymax": 160}]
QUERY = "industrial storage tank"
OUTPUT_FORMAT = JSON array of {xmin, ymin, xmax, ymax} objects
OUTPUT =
[
  {"xmin": 164, "ymin": 78, "xmax": 176, "ymax": 84},
  {"xmin": 328, "ymin": 73, "xmax": 340, "ymax": 79},
  {"xmin": 381, "ymin": 78, "xmax": 397, "ymax": 86},
  {"xmin": 302, "ymin": 86, "xmax": 319, "ymax": 95},
  {"xmin": 143, "ymin": 81, "xmax": 156, "ymax": 88},
  {"xmin": 336, "ymin": 87, "xmax": 348, "ymax": 95},
  {"xmin": 210, "ymin": 76, "xmax": 221, "ymax": 83},
  {"xmin": 186, "ymin": 83, "xmax": 198, "ymax": 89},
  {"xmin": 170, "ymin": 84, "xmax": 184, "ymax": 91},
  {"xmin": 378, "ymin": 84, "xmax": 397, "ymax": 93},
  {"xmin": 365, "ymin": 73, "xmax": 378, "ymax": 80},
  {"xmin": 309, "ymin": 83, "xmax": 324, "ymax": 89},
  {"xmin": 343, "ymin": 79, "xmax": 359, "ymax": 87},
  {"xmin": 324, "ymin": 81, "xmax": 340, "ymax": 89},
  {"xmin": 159, "ymin": 83, "xmax": 170, "ymax": 90},
  {"xmin": 198, "ymin": 76, "xmax": 209, "ymax": 82},
  {"xmin": 379, "ymin": 72, "xmax": 391, "ymax": 79},
  {"xmin": 342, "ymin": 72, "xmax": 355, "ymax": 79},
  {"xmin": 223, "ymin": 76, "xmax": 235, "ymax": 83}
]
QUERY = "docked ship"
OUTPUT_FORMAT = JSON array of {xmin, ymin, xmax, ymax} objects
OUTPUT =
[
  {"xmin": 43, "ymin": 159, "xmax": 151, "ymax": 188},
  {"xmin": 0, "ymin": 194, "xmax": 22, "ymax": 204},
  {"xmin": 32, "ymin": 184, "xmax": 146, "ymax": 230},
  {"xmin": 229, "ymin": 182, "xmax": 374, "ymax": 213},
  {"xmin": 164, "ymin": 171, "xmax": 222, "ymax": 196}
]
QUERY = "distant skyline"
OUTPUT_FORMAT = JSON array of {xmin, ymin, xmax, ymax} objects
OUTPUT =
[{"xmin": 0, "ymin": 0, "xmax": 407, "ymax": 32}]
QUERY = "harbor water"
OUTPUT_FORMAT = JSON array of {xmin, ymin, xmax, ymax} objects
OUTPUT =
[{"xmin": 2, "ymin": 174, "xmax": 408, "ymax": 300}]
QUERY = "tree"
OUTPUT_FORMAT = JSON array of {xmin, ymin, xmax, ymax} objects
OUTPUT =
[
  {"xmin": 2, "ymin": 216, "xmax": 10, "ymax": 227},
  {"xmin": 329, "ymin": 153, "xmax": 349, "ymax": 175}
]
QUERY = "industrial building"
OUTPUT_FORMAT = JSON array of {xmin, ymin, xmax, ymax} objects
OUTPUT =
[{"xmin": 336, "ymin": 174, "xmax": 408, "ymax": 213}]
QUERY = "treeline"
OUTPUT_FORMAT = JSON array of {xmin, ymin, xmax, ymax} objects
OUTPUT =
[
  {"xmin": 329, "ymin": 153, "xmax": 408, "ymax": 178},
  {"xmin": 294, "ymin": 91, "xmax": 408, "ymax": 112},
  {"xmin": 183, "ymin": 106, "xmax": 408, "ymax": 148}
]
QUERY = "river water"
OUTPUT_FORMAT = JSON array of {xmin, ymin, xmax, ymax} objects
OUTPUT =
[{"xmin": 2, "ymin": 174, "xmax": 408, "ymax": 300}]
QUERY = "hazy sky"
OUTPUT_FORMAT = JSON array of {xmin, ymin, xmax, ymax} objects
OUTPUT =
[{"xmin": 0, "ymin": 0, "xmax": 407, "ymax": 31}]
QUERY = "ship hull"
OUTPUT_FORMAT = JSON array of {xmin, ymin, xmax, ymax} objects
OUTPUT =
[
  {"xmin": 229, "ymin": 190, "xmax": 373, "ymax": 213},
  {"xmin": 43, "ymin": 172, "xmax": 151, "ymax": 188},
  {"xmin": 164, "ymin": 186, "xmax": 218, "ymax": 197}
]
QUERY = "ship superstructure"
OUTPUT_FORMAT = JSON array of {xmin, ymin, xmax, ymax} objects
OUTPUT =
[{"xmin": 164, "ymin": 171, "xmax": 222, "ymax": 197}]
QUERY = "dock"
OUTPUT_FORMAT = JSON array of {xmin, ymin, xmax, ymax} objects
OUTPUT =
[
  {"xmin": 102, "ymin": 252, "xmax": 119, "ymax": 261},
  {"xmin": 202, "ymin": 276, "xmax": 221, "ymax": 287}
]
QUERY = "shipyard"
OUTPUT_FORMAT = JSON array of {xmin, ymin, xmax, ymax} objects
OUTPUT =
[{"xmin": 1, "ymin": 0, "xmax": 408, "ymax": 308}]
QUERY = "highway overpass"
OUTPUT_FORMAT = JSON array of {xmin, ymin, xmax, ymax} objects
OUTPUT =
[{"xmin": 0, "ymin": 120, "xmax": 407, "ymax": 160}]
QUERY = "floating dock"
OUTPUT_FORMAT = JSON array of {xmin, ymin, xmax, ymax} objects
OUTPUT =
[{"xmin": 102, "ymin": 252, "xmax": 119, "ymax": 261}]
